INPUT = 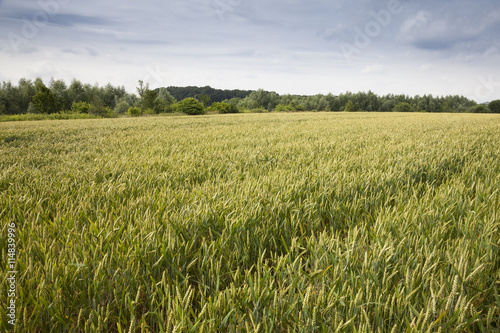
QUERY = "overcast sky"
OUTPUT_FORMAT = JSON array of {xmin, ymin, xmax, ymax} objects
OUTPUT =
[{"xmin": 1, "ymin": 0, "xmax": 499, "ymax": 102}]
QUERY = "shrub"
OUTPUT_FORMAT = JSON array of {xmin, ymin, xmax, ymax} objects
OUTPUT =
[
  {"xmin": 393, "ymin": 102, "xmax": 412, "ymax": 112},
  {"xmin": 144, "ymin": 108, "xmax": 156, "ymax": 115},
  {"xmin": 128, "ymin": 107, "xmax": 142, "ymax": 116},
  {"xmin": 276, "ymin": 102, "xmax": 305, "ymax": 112},
  {"xmin": 275, "ymin": 104, "xmax": 289, "ymax": 112},
  {"xmin": 209, "ymin": 102, "xmax": 238, "ymax": 114},
  {"xmin": 169, "ymin": 102, "xmax": 179, "ymax": 113},
  {"xmin": 177, "ymin": 98, "xmax": 205, "ymax": 115}
]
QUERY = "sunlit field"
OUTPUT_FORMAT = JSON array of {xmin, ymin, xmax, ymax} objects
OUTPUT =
[{"xmin": 1, "ymin": 112, "xmax": 499, "ymax": 332}]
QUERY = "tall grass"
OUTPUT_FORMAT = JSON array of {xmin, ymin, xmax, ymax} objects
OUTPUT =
[
  {"xmin": 0, "ymin": 113, "xmax": 101, "ymax": 122},
  {"xmin": 1, "ymin": 112, "xmax": 499, "ymax": 332}
]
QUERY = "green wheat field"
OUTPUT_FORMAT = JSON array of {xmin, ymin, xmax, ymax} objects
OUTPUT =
[{"xmin": 1, "ymin": 112, "xmax": 499, "ymax": 332}]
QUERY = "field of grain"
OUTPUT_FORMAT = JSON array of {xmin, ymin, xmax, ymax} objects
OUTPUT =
[{"xmin": 1, "ymin": 112, "xmax": 499, "ymax": 332}]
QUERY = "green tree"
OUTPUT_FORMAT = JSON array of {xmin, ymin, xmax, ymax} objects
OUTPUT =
[
  {"xmin": 226, "ymin": 98, "xmax": 241, "ymax": 112},
  {"xmin": 393, "ymin": 102, "xmax": 412, "ymax": 112},
  {"xmin": 441, "ymin": 101, "xmax": 452, "ymax": 113},
  {"xmin": 50, "ymin": 78, "xmax": 70, "ymax": 111},
  {"xmin": 249, "ymin": 89, "xmax": 273, "ymax": 109},
  {"xmin": 32, "ymin": 83, "xmax": 57, "ymax": 114},
  {"xmin": 136, "ymin": 81, "xmax": 158, "ymax": 111},
  {"xmin": 177, "ymin": 97, "xmax": 205, "ymax": 115},
  {"xmin": 18, "ymin": 78, "xmax": 36, "ymax": 112},
  {"xmin": 488, "ymin": 100, "xmax": 500, "ymax": 113},
  {"xmin": 157, "ymin": 88, "xmax": 176, "ymax": 104},
  {"xmin": 238, "ymin": 96, "xmax": 259, "ymax": 110},
  {"xmin": 67, "ymin": 79, "xmax": 87, "ymax": 104},
  {"xmin": 197, "ymin": 94, "xmax": 211, "ymax": 108},
  {"xmin": 155, "ymin": 88, "xmax": 176, "ymax": 113},
  {"xmin": 344, "ymin": 100, "xmax": 355, "ymax": 112}
]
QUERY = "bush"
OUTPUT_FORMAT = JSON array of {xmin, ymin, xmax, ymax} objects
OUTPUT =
[
  {"xmin": 488, "ymin": 100, "xmax": 500, "ymax": 113},
  {"xmin": 169, "ymin": 103, "xmax": 179, "ymax": 113},
  {"xmin": 128, "ymin": 107, "xmax": 142, "ymax": 116},
  {"xmin": 393, "ymin": 102, "xmax": 412, "ymax": 112},
  {"xmin": 209, "ymin": 102, "xmax": 238, "ymax": 114},
  {"xmin": 276, "ymin": 102, "xmax": 305, "ymax": 112},
  {"xmin": 275, "ymin": 104, "xmax": 289, "ymax": 112},
  {"xmin": 177, "ymin": 98, "xmax": 205, "ymax": 115},
  {"xmin": 114, "ymin": 101, "xmax": 130, "ymax": 115},
  {"xmin": 144, "ymin": 108, "xmax": 156, "ymax": 115}
]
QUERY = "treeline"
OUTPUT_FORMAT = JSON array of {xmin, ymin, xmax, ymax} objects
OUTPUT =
[
  {"xmin": 0, "ymin": 78, "xmax": 133, "ymax": 116},
  {"xmin": 1, "ymin": 78, "xmax": 499, "ymax": 117},
  {"xmin": 165, "ymin": 86, "xmax": 254, "ymax": 104},
  {"xmin": 234, "ymin": 89, "xmax": 492, "ymax": 113},
  {"xmin": 163, "ymin": 86, "xmax": 497, "ymax": 113}
]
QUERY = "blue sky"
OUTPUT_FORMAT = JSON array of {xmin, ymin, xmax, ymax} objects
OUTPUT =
[{"xmin": 1, "ymin": 0, "xmax": 499, "ymax": 102}]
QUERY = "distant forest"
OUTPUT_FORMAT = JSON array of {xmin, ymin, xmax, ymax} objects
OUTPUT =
[{"xmin": 0, "ymin": 78, "xmax": 498, "ymax": 117}]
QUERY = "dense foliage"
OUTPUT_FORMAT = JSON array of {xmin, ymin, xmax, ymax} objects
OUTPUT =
[
  {"xmin": 488, "ymin": 100, "xmax": 500, "ymax": 113},
  {"xmin": 1, "ymin": 113, "xmax": 499, "ymax": 332},
  {"xmin": 164, "ymin": 86, "xmax": 254, "ymax": 104},
  {"xmin": 0, "ymin": 78, "xmax": 130, "ymax": 116},
  {"xmin": 393, "ymin": 102, "xmax": 412, "ymax": 113},
  {"xmin": 1, "ymin": 78, "xmax": 498, "ymax": 117},
  {"xmin": 208, "ymin": 102, "xmax": 238, "ymax": 114}
]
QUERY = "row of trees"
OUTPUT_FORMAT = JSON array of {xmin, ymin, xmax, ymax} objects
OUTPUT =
[
  {"xmin": 0, "ymin": 78, "xmax": 132, "ymax": 116},
  {"xmin": 235, "ymin": 89, "xmax": 492, "ymax": 113},
  {"xmin": 165, "ymin": 87, "xmax": 498, "ymax": 114},
  {"xmin": 0, "ymin": 78, "xmax": 180, "ymax": 117},
  {"xmin": 1, "ymin": 78, "xmax": 499, "ymax": 116}
]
